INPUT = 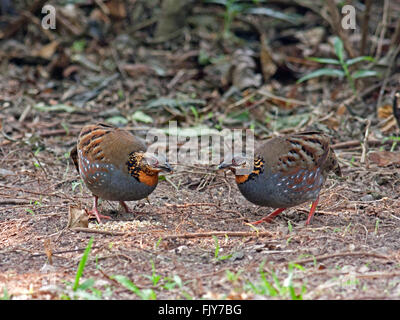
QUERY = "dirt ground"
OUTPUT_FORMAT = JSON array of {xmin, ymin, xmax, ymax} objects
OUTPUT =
[
  {"xmin": 1, "ymin": 126, "xmax": 400, "ymax": 300},
  {"xmin": 1, "ymin": 0, "xmax": 400, "ymax": 301}
]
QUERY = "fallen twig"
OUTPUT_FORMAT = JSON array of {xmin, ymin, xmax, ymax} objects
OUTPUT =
[
  {"xmin": 70, "ymin": 227, "xmax": 126, "ymax": 236},
  {"xmin": 360, "ymin": 119, "xmax": 371, "ymax": 167},
  {"xmin": 291, "ymin": 251, "xmax": 394, "ymax": 266},
  {"xmin": 166, "ymin": 202, "xmax": 242, "ymax": 217},
  {"xmin": 162, "ymin": 230, "xmax": 275, "ymax": 240}
]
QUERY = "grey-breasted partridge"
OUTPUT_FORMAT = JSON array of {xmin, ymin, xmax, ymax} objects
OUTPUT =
[
  {"xmin": 218, "ymin": 131, "xmax": 341, "ymax": 225},
  {"xmin": 70, "ymin": 123, "xmax": 172, "ymax": 223}
]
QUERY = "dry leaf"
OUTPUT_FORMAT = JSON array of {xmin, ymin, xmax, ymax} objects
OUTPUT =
[
  {"xmin": 321, "ymin": 117, "xmax": 339, "ymax": 130},
  {"xmin": 67, "ymin": 205, "xmax": 89, "ymax": 228},
  {"xmin": 337, "ymin": 104, "xmax": 348, "ymax": 116},
  {"xmin": 105, "ymin": 0, "xmax": 126, "ymax": 19},
  {"xmin": 36, "ymin": 41, "xmax": 59, "ymax": 60},
  {"xmin": 122, "ymin": 63, "xmax": 154, "ymax": 77},
  {"xmin": 377, "ymin": 104, "xmax": 393, "ymax": 119},
  {"xmin": 369, "ymin": 151, "xmax": 400, "ymax": 167}
]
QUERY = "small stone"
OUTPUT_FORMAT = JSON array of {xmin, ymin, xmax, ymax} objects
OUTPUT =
[{"xmin": 360, "ymin": 194, "xmax": 374, "ymax": 202}]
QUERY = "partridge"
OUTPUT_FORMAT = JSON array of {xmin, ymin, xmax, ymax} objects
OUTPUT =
[
  {"xmin": 70, "ymin": 123, "xmax": 172, "ymax": 223},
  {"xmin": 218, "ymin": 131, "xmax": 341, "ymax": 225}
]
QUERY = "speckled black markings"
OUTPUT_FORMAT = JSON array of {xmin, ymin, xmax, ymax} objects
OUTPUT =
[
  {"xmin": 244, "ymin": 156, "xmax": 264, "ymax": 183},
  {"xmin": 126, "ymin": 151, "xmax": 141, "ymax": 182}
]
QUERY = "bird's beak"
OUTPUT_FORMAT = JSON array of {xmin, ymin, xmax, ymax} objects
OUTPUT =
[
  {"xmin": 159, "ymin": 162, "xmax": 173, "ymax": 173},
  {"xmin": 217, "ymin": 162, "xmax": 232, "ymax": 170}
]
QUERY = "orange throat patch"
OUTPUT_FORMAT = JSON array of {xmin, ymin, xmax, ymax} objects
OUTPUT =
[
  {"xmin": 233, "ymin": 156, "xmax": 264, "ymax": 184},
  {"xmin": 138, "ymin": 170, "xmax": 159, "ymax": 187},
  {"xmin": 235, "ymin": 174, "xmax": 250, "ymax": 184}
]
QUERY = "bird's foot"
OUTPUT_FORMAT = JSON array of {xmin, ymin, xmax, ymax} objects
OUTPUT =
[
  {"xmin": 119, "ymin": 201, "xmax": 145, "ymax": 215},
  {"xmin": 86, "ymin": 208, "xmax": 111, "ymax": 224},
  {"xmin": 248, "ymin": 208, "xmax": 286, "ymax": 225},
  {"xmin": 249, "ymin": 216, "xmax": 273, "ymax": 225}
]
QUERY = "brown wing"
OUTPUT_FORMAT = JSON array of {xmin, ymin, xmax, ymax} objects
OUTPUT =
[
  {"xmin": 257, "ymin": 131, "xmax": 341, "ymax": 177},
  {"xmin": 77, "ymin": 123, "xmax": 147, "ymax": 167}
]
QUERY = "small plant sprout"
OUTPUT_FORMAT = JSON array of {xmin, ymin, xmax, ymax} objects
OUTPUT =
[
  {"xmin": 26, "ymin": 208, "xmax": 35, "ymax": 216},
  {"xmin": 343, "ymin": 222, "xmax": 352, "ymax": 235},
  {"xmin": 297, "ymin": 37, "xmax": 378, "ymax": 94},
  {"xmin": 298, "ymin": 254, "xmax": 317, "ymax": 268},
  {"xmin": 73, "ymin": 237, "xmax": 94, "ymax": 291},
  {"xmin": 226, "ymin": 269, "xmax": 243, "ymax": 283},
  {"xmin": 382, "ymin": 136, "xmax": 400, "ymax": 152},
  {"xmin": 1, "ymin": 287, "xmax": 10, "ymax": 300},
  {"xmin": 72, "ymin": 180, "xmax": 83, "ymax": 193},
  {"xmin": 246, "ymin": 260, "xmax": 306, "ymax": 299},
  {"xmin": 162, "ymin": 275, "xmax": 192, "ymax": 299},
  {"xmin": 213, "ymin": 235, "xmax": 233, "ymax": 261},
  {"xmin": 287, "ymin": 220, "xmax": 293, "ymax": 233},
  {"xmin": 60, "ymin": 237, "xmax": 104, "ymax": 300},
  {"xmin": 111, "ymin": 275, "xmax": 157, "ymax": 300},
  {"xmin": 143, "ymin": 260, "xmax": 162, "ymax": 286},
  {"xmin": 190, "ymin": 106, "xmax": 200, "ymax": 123},
  {"xmin": 284, "ymin": 263, "xmax": 306, "ymax": 300},
  {"xmin": 154, "ymin": 237, "xmax": 163, "ymax": 250},
  {"xmin": 205, "ymin": 0, "xmax": 300, "ymax": 39}
]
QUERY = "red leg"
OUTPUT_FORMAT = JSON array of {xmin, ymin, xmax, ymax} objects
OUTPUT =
[
  {"xmin": 119, "ymin": 201, "xmax": 144, "ymax": 215},
  {"xmin": 119, "ymin": 201, "xmax": 131, "ymax": 213},
  {"xmin": 86, "ymin": 196, "xmax": 111, "ymax": 223},
  {"xmin": 250, "ymin": 208, "xmax": 286, "ymax": 225},
  {"xmin": 305, "ymin": 196, "xmax": 319, "ymax": 225}
]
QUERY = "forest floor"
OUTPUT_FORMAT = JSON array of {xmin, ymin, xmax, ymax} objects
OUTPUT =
[{"xmin": 1, "ymin": 0, "xmax": 400, "ymax": 300}]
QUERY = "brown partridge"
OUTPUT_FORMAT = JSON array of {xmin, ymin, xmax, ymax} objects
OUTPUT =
[
  {"xmin": 218, "ymin": 131, "xmax": 341, "ymax": 225},
  {"xmin": 70, "ymin": 123, "xmax": 172, "ymax": 223}
]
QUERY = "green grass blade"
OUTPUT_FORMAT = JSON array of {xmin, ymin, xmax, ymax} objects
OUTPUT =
[
  {"xmin": 213, "ymin": 235, "xmax": 220, "ymax": 259},
  {"xmin": 333, "ymin": 37, "xmax": 344, "ymax": 62},
  {"xmin": 111, "ymin": 275, "xmax": 157, "ymax": 300},
  {"xmin": 77, "ymin": 278, "xmax": 95, "ymax": 291},
  {"xmin": 73, "ymin": 237, "xmax": 94, "ymax": 291},
  {"xmin": 112, "ymin": 275, "xmax": 142, "ymax": 294},
  {"xmin": 307, "ymin": 57, "xmax": 340, "ymax": 64},
  {"xmin": 346, "ymin": 56, "xmax": 375, "ymax": 66},
  {"xmin": 351, "ymin": 70, "xmax": 379, "ymax": 79},
  {"xmin": 297, "ymin": 68, "xmax": 344, "ymax": 83},
  {"xmin": 1, "ymin": 287, "xmax": 10, "ymax": 300},
  {"xmin": 112, "ymin": 274, "xmax": 157, "ymax": 300},
  {"xmin": 260, "ymin": 271, "xmax": 278, "ymax": 296}
]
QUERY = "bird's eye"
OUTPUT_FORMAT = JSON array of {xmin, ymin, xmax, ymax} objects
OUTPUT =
[{"xmin": 232, "ymin": 159, "xmax": 237, "ymax": 166}]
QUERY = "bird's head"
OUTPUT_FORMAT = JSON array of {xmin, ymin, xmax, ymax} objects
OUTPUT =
[
  {"xmin": 141, "ymin": 152, "xmax": 173, "ymax": 173},
  {"xmin": 217, "ymin": 154, "xmax": 254, "ymax": 175},
  {"xmin": 127, "ymin": 151, "xmax": 172, "ymax": 187}
]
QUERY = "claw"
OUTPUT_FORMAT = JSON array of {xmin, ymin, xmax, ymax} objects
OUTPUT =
[{"xmin": 86, "ymin": 196, "xmax": 111, "ymax": 223}]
